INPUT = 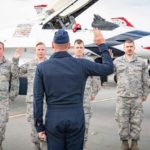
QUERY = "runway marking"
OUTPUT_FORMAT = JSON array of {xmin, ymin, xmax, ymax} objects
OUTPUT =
[
  {"xmin": 92, "ymin": 97, "xmax": 116, "ymax": 103},
  {"xmin": 9, "ymin": 113, "xmax": 26, "ymax": 119}
]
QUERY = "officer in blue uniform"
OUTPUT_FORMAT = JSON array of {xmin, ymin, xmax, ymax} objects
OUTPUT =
[{"xmin": 33, "ymin": 28, "xmax": 114, "ymax": 150}]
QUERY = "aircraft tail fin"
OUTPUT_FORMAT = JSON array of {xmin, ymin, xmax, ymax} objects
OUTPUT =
[
  {"xmin": 111, "ymin": 17, "xmax": 134, "ymax": 27},
  {"xmin": 34, "ymin": 4, "xmax": 47, "ymax": 15}
]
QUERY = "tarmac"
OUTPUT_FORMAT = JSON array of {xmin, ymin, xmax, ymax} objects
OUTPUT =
[{"xmin": 3, "ymin": 78, "xmax": 150, "ymax": 150}]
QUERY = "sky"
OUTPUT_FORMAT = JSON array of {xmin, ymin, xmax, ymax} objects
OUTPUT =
[{"xmin": 0, "ymin": 0, "xmax": 150, "ymax": 31}]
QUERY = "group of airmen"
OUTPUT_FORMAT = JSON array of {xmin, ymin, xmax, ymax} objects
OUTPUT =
[
  {"xmin": 0, "ymin": 28, "xmax": 149, "ymax": 150},
  {"xmin": 0, "ymin": 36, "xmax": 101, "ymax": 150}
]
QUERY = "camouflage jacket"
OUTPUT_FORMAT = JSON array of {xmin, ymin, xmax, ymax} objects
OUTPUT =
[
  {"xmin": 79, "ymin": 56, "xmax": 101, "ymax": 108},
  {"xmin": 83, "ymin": 75, "xmax": 101, "ymax": 109},
  {"xmin": 0, "ymin": 56, "xmax": 19, "ymax": 101},
  {"xmin": 19, "ymin": 58, "xmax": 46, "ymax": 102},
  {"xmin": 114, "ymin": 55, "xmax": 149, "ymax": 97}
]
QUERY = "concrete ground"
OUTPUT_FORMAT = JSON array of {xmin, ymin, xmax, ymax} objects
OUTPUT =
[{"xmin": 3, "ymin": 80, "xmax": 150, "ymax": 150}]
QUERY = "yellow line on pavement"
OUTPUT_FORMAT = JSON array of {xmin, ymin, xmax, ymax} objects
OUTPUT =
[
  {"xmin": 9, "ymin": 113, "xmax": 26, "ymax": 119},
  {"xmin": 92, "ymin": 97, "xmax": 116, "ymax": 103}
]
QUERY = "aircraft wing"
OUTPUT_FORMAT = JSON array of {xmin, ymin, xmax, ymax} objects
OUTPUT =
[
  {"xmin": 106, "ymin": 30, "xmax": 150, "ymax": 46},
  {"xmin": 85, "ymin": 30, "xmax": 150, "ymax": 57},
  {"xmin": 85, "ymin": 44, "xmax": 125, "ymax": 57}
]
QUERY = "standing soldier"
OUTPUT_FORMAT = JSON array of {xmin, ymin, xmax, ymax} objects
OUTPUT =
[
  {"xmin": 17, "ymin": 42, "xmax": 47, "ymax": 150},
  {"xmin": 114, "ymin": 39, "xmax": 149, "ymax": 150},
  {"xmin": 0, "ymin": 42, "xmax": 19, "ymax": 150},
  {"xmin": 73, "ymin": 39, "xmax": 101, "ymax": 150}
]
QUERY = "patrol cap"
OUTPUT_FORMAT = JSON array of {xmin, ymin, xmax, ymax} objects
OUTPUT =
[{"xmin": 53, "ymin": 29, "xmax": 70, "ymax": 44}]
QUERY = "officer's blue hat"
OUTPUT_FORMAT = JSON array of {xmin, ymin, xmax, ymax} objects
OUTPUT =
[{"xmin": 53, "ymin": 29, "xmax": 70, "ymax": 44}]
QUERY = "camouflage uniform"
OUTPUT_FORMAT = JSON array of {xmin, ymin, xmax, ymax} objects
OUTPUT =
[
  {"xmin": 0, "ymin": 57, "xmax": 19, "ymax": 145},
  {"xmin": 83, "ymin": 76, "xmax": 101, "ymax": 149},
  {"xmin": 82, "ymin": 56, "xmax": 101, "ymax": 149},
  {"xmin": 19, "ymin": 58, "xmax": 47, "ymax": 146},
  {"xmin": 114, "ymin": 55, "xmax": 149, "ymax": 140}
]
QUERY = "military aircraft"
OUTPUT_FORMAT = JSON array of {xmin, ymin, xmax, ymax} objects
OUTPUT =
[
  {"xmin": 1, "ymin": 0, "xmax": 150, "ymax": 94},
  {"xmin": 0, "ymin": 0, "xmax": 99, "ymax": 49},
  {"xmin": 1, "ymin": 0, "xmax": 150, "ymax": 60}
]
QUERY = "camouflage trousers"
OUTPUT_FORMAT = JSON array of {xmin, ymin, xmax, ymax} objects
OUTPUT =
[
  {"xmin": 0, "ymin": 99, "xmax": 9, "ymax": 144},
  {"xmin": 115, "ymin": 97, "xmax": 143, "ymax": 140},
  {"xmin": 27, "ymin": 102, "xmax": 47, "ymax": 150},
  {"xmin": 27, "ymin": 102, "xmax": 40, "ymax": 144},
  {"xmin": 83, "ymin": 104, "xmax": 92, "ymax": 150}
]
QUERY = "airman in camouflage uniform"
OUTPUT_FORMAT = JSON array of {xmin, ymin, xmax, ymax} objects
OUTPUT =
[
  {"xmin": 114, "ymin": 39, "xmax": 149, "ymax": 150},
  {"xmin": 74, "ymin": 39, "xmax": 101, "ymax": 150},
  {"xmin": 0, "ymin": 42, "xmax": 19, "ymax": 150},
  {"xmin": 83, "ymin": 75, "xmax": 100, "ymax": 150},
  {"xmin": 17, "ymin": 42, "xmax": 47, "ymax": 150}
]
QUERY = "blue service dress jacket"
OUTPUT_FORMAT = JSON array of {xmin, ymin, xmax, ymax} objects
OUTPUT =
[{"xmin": 33, "ymin": 44, "xmax": 114, "ymax": 132}]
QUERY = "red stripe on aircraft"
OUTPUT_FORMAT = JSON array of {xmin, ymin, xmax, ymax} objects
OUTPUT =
[
  {"xmin": 144, "ymin": 46, "xmax": 150, "ymax": 50},
  {"xmin": 34, "ymin": 4, "xmax": 47, "ymax": 8},
  {"xmin": 111, "ymin": 17, "xmax": 134, "ymax": 27}
]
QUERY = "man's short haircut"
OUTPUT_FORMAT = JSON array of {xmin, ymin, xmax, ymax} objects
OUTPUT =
[
  {"xmin": 0, "ymin": 41, "xmax": 4, "ymax": 49},
  {"xmin": 74, "ymin": 39, "xmax": 84, "ymax": 45},
  {"xmin": 36, "ymin": 42, "xmax": 45, "ymax": 47},
  {"xmin": 124, "ymin": 39, "xmax": 134, "ymax": 45}
]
